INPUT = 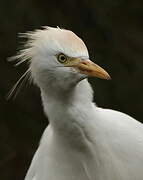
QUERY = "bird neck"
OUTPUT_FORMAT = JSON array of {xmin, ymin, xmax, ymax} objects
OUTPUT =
[
  {"xmin": 40, "ymin": 79, "xmax": 95, "ymax": 148},
  {"xmin": 41, "ymin": 79, "xmax": 94, "ymax": 116}
]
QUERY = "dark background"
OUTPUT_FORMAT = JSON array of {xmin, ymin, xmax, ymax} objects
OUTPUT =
[{"xmin": 0, "ymin": 0, "xmax": 143, "ymax": 179}]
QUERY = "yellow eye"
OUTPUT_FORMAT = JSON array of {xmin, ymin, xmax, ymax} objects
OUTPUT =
[{"xmin": 57, "ymin": 53, "xmax": 68, "ymax": 63}]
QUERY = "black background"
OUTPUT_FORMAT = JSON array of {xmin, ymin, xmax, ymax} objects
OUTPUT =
[{"xmin": 0, "ymin": 0, "xmax": 143, "ymax": 179}]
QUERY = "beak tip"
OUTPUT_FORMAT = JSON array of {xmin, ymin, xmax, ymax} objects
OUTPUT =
[
  {"xmin": 100, "ymin": 71, "xmax": 111, "ymax": 80},
  {"xmin": 106, "ymin": 75, "xmax": 111, "ymax": 80}
]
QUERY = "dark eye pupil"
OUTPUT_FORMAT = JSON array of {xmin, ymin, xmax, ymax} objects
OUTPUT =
[{"xmin": 60, "ymin": 56, "xmax": 65, "ymax": 61}]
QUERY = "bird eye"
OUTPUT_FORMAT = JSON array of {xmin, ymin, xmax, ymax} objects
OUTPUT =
[{"xmin": 57, "ymin": 54, "xmax": 68, "ymax": 63}]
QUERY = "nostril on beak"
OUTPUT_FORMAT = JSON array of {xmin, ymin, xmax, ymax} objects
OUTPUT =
[{"xmin": 81, "ymin": 60, "xmax": 91, "ymax": 66}]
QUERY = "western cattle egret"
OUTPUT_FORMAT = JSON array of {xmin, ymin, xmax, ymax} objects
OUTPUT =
[{"xmin": 12, "ymin": 27, "xmax": 143, "ymax": 180}]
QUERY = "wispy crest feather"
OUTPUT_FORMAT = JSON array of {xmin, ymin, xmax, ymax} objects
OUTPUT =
[
  {"xmin": 7, "ymin": 28, "xmax": 44, "ymax": 99},
  {"xmin": 8, "ymin": 27, "xmax": 52, "ymax": 64}
]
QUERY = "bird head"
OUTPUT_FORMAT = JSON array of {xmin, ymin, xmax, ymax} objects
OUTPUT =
[{"xmin": 16, "ymin": 27, "xmax": 110, "ymax": 94}]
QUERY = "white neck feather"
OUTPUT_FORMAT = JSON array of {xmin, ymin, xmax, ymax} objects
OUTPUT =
[
  {"xmin": 41, "ymin": 79, "xmax": 94, "ymax": 118},
  {"xmin": 40, "ymin": 79, "xmax": 95, "ymax": 149}
]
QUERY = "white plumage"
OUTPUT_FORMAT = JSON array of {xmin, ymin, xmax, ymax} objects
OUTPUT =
[{"xmin": 14, "ymin": 27, "xmax": 143, "ymax": 180}]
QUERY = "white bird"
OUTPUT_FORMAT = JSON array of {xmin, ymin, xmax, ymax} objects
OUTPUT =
[{"xmin": 12, "ymin": 27, "xmax": 143, "ymax": 180}]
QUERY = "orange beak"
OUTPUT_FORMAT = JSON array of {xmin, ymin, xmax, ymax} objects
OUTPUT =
[{"xmin": 67, "ymin": 59, "xmax": 111, "ymax": 80}]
